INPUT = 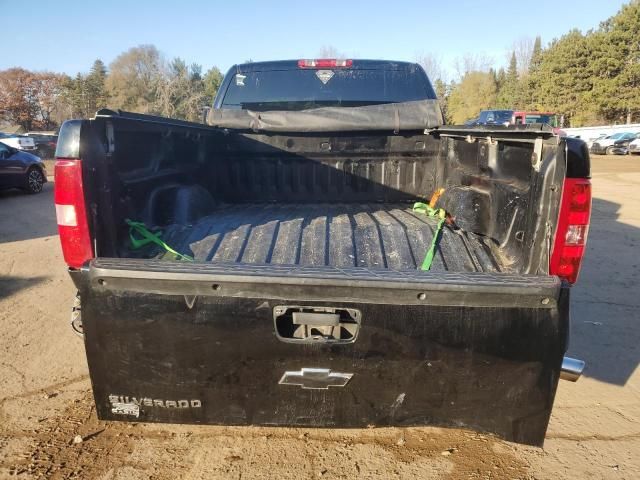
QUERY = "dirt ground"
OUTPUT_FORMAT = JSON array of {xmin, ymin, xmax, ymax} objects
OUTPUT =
[{"xmin": 0, "ymin": 154, "xmax": 639, "ymax": 479}]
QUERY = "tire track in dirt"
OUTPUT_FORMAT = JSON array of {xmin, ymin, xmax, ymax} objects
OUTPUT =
[
  {"xmin": 0, "ymin": 374, "xmax": 89, "ymax": 405},
  {"xmin": 2, "ymin": 388, "xmax": 530, "ymax": 479},
  {"xmin": 3, "ymin": 390, "xmax": 190, "ymax": 479}
]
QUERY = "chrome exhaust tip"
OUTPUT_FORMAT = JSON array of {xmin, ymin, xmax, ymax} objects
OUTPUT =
[{"xmin": 560, "ymin": 356, "xmax": 585, "ymax": 382}]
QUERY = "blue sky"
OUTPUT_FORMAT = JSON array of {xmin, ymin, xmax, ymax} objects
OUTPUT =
[{"xmin": 2, "ymin": 0, "xmax": 627, "ymax": 79}]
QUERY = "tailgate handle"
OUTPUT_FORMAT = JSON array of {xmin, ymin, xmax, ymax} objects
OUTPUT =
[
  {"xmin": 292, "ymin": 312, "xmax": 340, "ymax": 327},
  {"xmin": 274, "ymin": 306, "xmax": 360, "ymax": 344}
]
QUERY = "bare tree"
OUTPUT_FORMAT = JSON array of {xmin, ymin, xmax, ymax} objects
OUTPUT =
[
  {"xmin": 106, "ymin": 45, "xmax": 164, "ymax": 113},
  {"xmin": 415, "ymin": 52, "xmax": 446, "ymax": 82},
  {"xmin": 31, "ymin": 72, "xmax": 68, "ymax": 129},
  {"xmin": 511, "ymin": 37, "xmax": 535, "ymax": 75},
  {"xmin": 317, "ymin": 45, "xmax": 348, "ymax": 58},
  {"xmin": 453, "ymin": 53, "xmax": 494, "ymax": 79}
]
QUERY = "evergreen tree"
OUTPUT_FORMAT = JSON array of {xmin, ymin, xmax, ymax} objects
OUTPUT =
[
  {"xmin": 496, "ymin": 52, "xmax": 519, "ymax": 108},
  {"xmin": 586, "ymin": 1, "xmax": 640, "ymax": 123},
  {"xmin": 528, "ymin": 30, "xmax": 594, "ymax": 125},
  {"xmin": 529, "ymin": 36, "xmax": 543, "ymax": 72},
  {"xmin": 85, "ymin": 59, "xmax": 108, "ymax": 113},
  {"xmin": 523, "ymin": 36, "xmax": 543, "ymax": 109},
  {"xmin": 62, "ymin": 73, "xmax": 88, "ymax": 118},
  {"xmin": 495, "ymin": 68, "xmax": 506, "ymax": 92},
  {"xmin": 60, "ymin": 59, "xmax": 109, "ymax": 118},
  {"xmin": 203, "ymin": 67, "xmax": 223, "ymax": 101}
]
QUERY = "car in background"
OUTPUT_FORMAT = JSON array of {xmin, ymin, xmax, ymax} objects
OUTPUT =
[
  {"xmin": 0, "ymin": 141, "xmax": 47, "ymax": 193},
  {"xmin": 512, "ymin": 111, "xmax": 566, "ymax": 136},
  {"xmin": 512, "ymin": 111, "xmax": 560, "ymax": 127},
  {"xmin": 466, "ymin": 109, "xmax": 514, "ymax": 126},
  {"xmin": 585, "ymin": 133, "xmax": 608, "ymax": 148},
  {"xmin": 466, "ymin": 110, "xmax": 562, "ymax": 133},
  {"xmin": 0, "ymin": 132, "xmax": 37, "ymax": 152},
  {"xmin": 590, "ymin": 132, "xmax": 638, "ymax": 155},
  {"xmin": 627, "ymin": 137, "xmax": 640, "ymax": 155},
  {"xmin": 608, "ymin": 132, "xmax": 640, "ymax": 155},
  {"xmin": 25, "ymin": 132, "xmax": 58, "ymax": 158}
]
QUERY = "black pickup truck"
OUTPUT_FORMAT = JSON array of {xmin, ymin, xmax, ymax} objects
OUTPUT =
[{"xmin": 54, "ymin": 59, "xmax": 590, "ymax": 446}]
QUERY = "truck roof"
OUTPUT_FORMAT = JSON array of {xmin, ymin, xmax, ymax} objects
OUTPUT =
[
  {"xmin": 230, "ymin": 59, "xmax": 420, "ymax": 73},
  {"xmin": 513, "ymin": 110, "xmax": 556, "ymax": 115}
]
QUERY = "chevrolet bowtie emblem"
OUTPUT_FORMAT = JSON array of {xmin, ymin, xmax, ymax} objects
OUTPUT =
[{"xmin": 279, "ymin": 368, "xmax": 353, "ymax": 390}]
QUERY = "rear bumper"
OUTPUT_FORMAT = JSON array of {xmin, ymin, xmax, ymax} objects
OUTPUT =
[
  {"xmin": 609, "ymin": 146, "xmax": 628, "ymax": 155},
  {"xmin": 589, "ymin": 144, "xmax": 628, "ymax": 154},
  {"xmin": 73, "ymin": 259, "xmax": 569, "ymax": 446},
  {"xmin": 560, "ymin": 356, "xmax": 585, "ymax": 381}
]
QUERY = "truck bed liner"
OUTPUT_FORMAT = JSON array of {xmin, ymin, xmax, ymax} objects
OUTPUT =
[{"xmin": 156, "ymin": 203, "xmax": 501, "ymax": 273}]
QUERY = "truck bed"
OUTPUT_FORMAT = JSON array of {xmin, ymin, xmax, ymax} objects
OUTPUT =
[
  {"xmin": 154, "ymin": 203, "xmax": 501, "ymax": 273},
  {"xmin": 63, "ymin": 111, "xmax": 574, "ymax": 446}
]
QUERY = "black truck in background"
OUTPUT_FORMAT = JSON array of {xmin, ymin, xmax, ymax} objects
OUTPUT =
[{"xmin": 54, "ymin": 59, "xmax": 591, "ymax": 446}]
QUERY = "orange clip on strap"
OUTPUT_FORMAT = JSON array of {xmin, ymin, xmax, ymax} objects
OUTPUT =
[{"xmin": 429, "ymin": 188, "xmax": 445, "ymax": 208}]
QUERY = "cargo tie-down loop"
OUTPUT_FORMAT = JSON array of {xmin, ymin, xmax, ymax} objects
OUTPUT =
[
  {"xmin": 125, "ymin": 219, "xmax": 194, "ymax": 262},
  {"xmin": 413, "ymin": 188, "xmax": 448, "ymax": 271}
]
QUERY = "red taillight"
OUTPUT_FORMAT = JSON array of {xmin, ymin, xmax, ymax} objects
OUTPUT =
[
  {"xmin": 54, "ymin": 159, "xmax": 93, "ymax": 268},
  {"xmin": 550, "ymin": 178, "xmax": 591, "ymax": 284},
  {"xmin": 297, "ymin": 58, "xmax": 353, "ymax": 68}
]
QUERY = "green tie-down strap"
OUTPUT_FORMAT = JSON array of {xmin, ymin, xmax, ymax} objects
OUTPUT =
[
  {"xmin": 125, "ymin": 219, "xmax": 193, "ymax": 262},
  {"xmin": 412, "ymin": 202, "xmax": 446, "ymax": 271}
]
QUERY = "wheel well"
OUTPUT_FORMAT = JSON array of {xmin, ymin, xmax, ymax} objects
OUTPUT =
[{"xmin": 27, "ymin": 165, "xmax": 45, "ymax": 176}]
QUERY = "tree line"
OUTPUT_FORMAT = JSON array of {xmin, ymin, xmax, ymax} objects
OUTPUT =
[
  {"xmin": 0, "ymin": 45, "xmax": 223, "ymax": 131},
  {"xmin": 1, "ymin": 1, "xmax": 638, "ymax": 131},
  {"xmin": 429, "ymin": 1, "xmax": 640, "ymax": 126}
]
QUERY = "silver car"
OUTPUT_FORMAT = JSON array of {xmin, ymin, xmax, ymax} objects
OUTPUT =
[{"xmin": 0, "ymin": 132, "xmax": 37, "ymax": 152}]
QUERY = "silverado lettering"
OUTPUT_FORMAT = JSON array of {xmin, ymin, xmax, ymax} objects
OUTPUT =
[{"xmin": 108, "ymin": 395, "xmax": 202, "ymax": 409}]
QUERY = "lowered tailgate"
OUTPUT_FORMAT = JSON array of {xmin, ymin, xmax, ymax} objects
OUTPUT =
[{"xmin": 75, "ymin": 258, "xmax": 567, "ymax": 446}]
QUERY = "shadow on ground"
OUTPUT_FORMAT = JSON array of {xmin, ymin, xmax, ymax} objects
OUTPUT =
[
  {"xmin": 0, "ymin": 183, "xmax": 57, "ymax": 243},
  {"xmin": 567, "ymin": 196, "xmax": 640, "ymax": 385},
  {"xmin": 0, "ymin": 275, "xmax": 48, "ymax": 300}
]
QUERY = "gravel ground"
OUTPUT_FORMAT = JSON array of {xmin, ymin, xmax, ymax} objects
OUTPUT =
[{"xmin": 0, "ymin": 154, "xmax": 638, "ymax": 479}]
